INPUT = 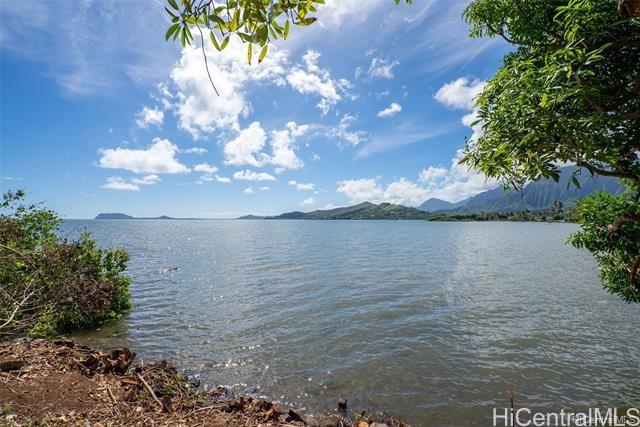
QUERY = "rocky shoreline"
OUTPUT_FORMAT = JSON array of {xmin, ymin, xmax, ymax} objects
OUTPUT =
[{"xmin": 0, "ymin": 339, "xmax": 408, "ymax": 427}]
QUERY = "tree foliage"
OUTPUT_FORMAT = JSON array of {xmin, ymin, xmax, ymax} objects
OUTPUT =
[
  {"xmin": 0, "ymin": 190, "xmax": 131, "ymax": 338},
  {"xmin": 462, "ymin": 0, "xmax": 640, "ymax": 301},
  {"xmin": 164, "ymin": 0, "xmax": 412, "ymax": 77}
]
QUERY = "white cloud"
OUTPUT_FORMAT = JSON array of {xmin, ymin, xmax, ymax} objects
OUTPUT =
[
  {"xmin": 243, "ymin": 186, "xmax": 255, "ymax": 194},
  {"xmin": 233, "ymin": 170, "xmax": 276, "ymax": 181},
  {"xmin": 101, "ymin": 176, "xmax": 140, "ymax": 191},
  {"xmin": 327, "ymin": 114, "xmax": 366, "ymax": 146},
  {"xmin": 98, "ymin": 138, "xmax": 190, "ymax": 174},
  {"xmin": 288, "ymin": 180, "xmax": 315, "ymax": 191},
  {"xmin": 434, "ymin": 77, "xmax": 485, "ymax": 111},
  {"xmin": 215, "ymin": 175, "xmax": 231, "ymax": 183},
  {"xmin": 377, "ymin": 102, "xmax": 402, "ymax": 118},
  {"xmin": 135, "ymin": 106, "xmax": 164, "ymax": 129},
  {"xmin": 259, "ymin": 186, "xmax": 271, "ymax": 191},
  {"xmin": 223, "ymin": 121, "xmax": 269, "ymax": 167},
  {"xmin": 131, "ymin": 174, "xmax": 161, "ymax": 185},
  {"xmin": 183, "ymin": 147, "xmax": 208, "ymax": 154},
  {"xmin": 287, "ymin": 50, "xmax": 351, "ymax": 115},
  {"xmin": 269, "ymin": 122, "xmax": 310, "ymax": 171},
  {"xmin": 300, "ymin": 197, "xmax": 316, "ymax": 206},
  {"xmin": 223, "ymin": 121, "xmax": 310, "ymax": 172},
  {"xmin": 337, "ymin": 179, "xmax": 384, "ymax": 204},
  {"xmin": 339, "ymin": 149, "xmax": 498, "ymax": 205},
  {"xmin": 419, "ymin": 167, "xmax": 447, "ymax": 182},
  {"xmin": 2, "ymin": 176, "xmax": 22, "ymax": 181},
  {"xmin": 169, "ymin": 36, "xmax": 289, "ymax": 139},
  {"xmin": 367, "ymin": 57, "xmax": 399, "ymax": 80},
  {"xmin": 194, "ymin": 163, "xmax": 218, "ymax": 174}
]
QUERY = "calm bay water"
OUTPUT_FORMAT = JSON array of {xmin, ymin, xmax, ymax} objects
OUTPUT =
[{"xmin": 62, "ymin": 220, "xmax": 640, "ymax": 426}]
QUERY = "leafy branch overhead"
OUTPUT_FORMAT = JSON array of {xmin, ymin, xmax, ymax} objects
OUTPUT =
[{"xmin": 164, "ymin": 0, "xmax": 412, "ymax": 66}]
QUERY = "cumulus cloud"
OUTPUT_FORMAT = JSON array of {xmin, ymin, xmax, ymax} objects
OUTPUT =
[
  {"xmin": 270, "ymin": 122, "xmax": 310, "ymax": 171},
  {"xmin": 223, "ymin": 121, "xmax": 310, "ymax": 172},
  {"xmin": 287, "ymin": 50, "xmax": 351, "ymax": 115},
  {"xmin": 377, "ymin": 102, "xmax": 402, "ymax": 118},
  {"xmin": 419, "ymin": 166, "xmax": 448, "ymax": 182},
  {"xmin": 338, "ymin": 149, "xmax": 498, "ymax": 205},
  {"xmin": 169, "ymin": 36, "xmax": 289, "ymax": 139},
  {"xmin": 243, "ymin": 186, "xmax": 255, "ymax": 194},
  {"xmin": 327, "ymin": 114, "xmax": 366, "ymax": 146},
  {"xmin": 223, "ymin": 121, "xmax": 269, "ymax": 167},
  {"xmin": 233, "ymin": 170, "xmax": 276, "ymax": 181},
  {"xmin": 288, "ymin": 180, "xmax": 315, "ymax": 190},
  {"xmin": 434, "ymin": 77, "xmax": 485, "ymax": 111},
  {"xmin": 194, "ymin": 163, "xmax": 218, "ymax": 174},
  {"xmin": 259, "ymin": 186, "xmax": 271, "ymax": 191},
  {"xmin": 98, "ymin": 138, "xmax": 190, "ymax": 174},
  {"xmin": 101, "ymin": 176, "xmax": 140, "ymax": 191},
  {"xmin": 300, "ymin": 197, "xmax": 315, "ymax": 206},
  {"xmin": 135, "ymin": 106, "xmax": 164, "ymax": 129},
  {"xmin": 216, "ymin": 175, "xmax": 231, "ymax": 183},
  {"xmin": 367, "ymin": 57, "xmax": 399, "ymax": 80}
]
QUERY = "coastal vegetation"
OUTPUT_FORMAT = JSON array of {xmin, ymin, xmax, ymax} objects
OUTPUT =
[{"xmin": 0, "ymin": 190, "xmax": 131, "ymax": 338}]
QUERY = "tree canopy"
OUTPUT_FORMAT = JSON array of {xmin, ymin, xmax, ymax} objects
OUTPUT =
[{"xmin": 462, "ymin": 0, "xmax": 640, "ymax": 301}]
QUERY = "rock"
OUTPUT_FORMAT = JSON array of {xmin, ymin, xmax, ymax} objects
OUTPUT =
[
  {"xmin": 0, "ymin": 360, "xmax": 26, "ymax": 372},
  {"xmin": 304, "ymin": 415, "xmax": 321, "ymax": 426},
  {"xmin": 288, "ymin": 409, "xmax": 305, "ymax": 422},
  {"xmin": 230, "ymin": 396, "xmax": 245, "ymax": 411},
  {"xmin": 320, "ymin": 414, "xmax": 344, "ymax": 427},
  {"xmin": 337, "ymin": 399, "xmax": 348, "ymax": 411}
]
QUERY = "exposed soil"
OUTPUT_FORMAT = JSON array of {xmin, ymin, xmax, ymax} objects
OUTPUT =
[{"xmin": 0, "ymin": 339, "xmax": 408, "ymax": 427}]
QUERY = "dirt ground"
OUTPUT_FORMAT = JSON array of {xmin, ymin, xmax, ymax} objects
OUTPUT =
[{"xmin": 0, "ymin": 339, "xmax": 406, "ymax": 427}]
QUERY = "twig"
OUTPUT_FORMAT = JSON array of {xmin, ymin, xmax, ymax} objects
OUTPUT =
[
  {"xmin": 195, "ymin": 23, "xmax": 220, "ymax": 96},
  {"xmin": 106, "ymin": 384, "xmax": 118, "ymax": 405},
  {"xmin": 510, "ymin": 384, "xmax": 515, "ymax": 427},
  {"xmin": 136, "ymin": 373, "xmax": 163, "ymax": 408}
]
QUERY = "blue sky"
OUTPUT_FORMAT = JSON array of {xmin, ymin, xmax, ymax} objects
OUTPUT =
[{"xmin": 0, "ymin": 0, "xmax": 510, "ymax": 219}]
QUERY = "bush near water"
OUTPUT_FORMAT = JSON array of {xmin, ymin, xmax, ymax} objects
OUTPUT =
[{"xmin": 0, "ymin": 190, "xmax": 131, "ymax": 338}]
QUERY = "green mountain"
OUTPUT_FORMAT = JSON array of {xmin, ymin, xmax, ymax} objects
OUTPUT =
[
  {"xmin": 95, "ymin": 213, "xmax": 177, "ymax": 220},
  {"xmin": 95, "ymin": 213, "xmax": 134, "ymax": 219},
  {"xmin": 270, "ymin": 202, "xmax": 431, "ymax": 220},
  {"xmin": 419, "ymin": 166, "xmax": 623, "ymax": 213}
]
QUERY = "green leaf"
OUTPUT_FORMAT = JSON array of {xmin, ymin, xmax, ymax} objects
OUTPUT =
[
  {"xmin": 298, "ymin": 17, "xmax": 317, "ymax": 26},
  {"xmin": 247, "ymin": 43, "xmax": 253, "ymax": 65},
  {"xmin": 220, "ymin": 36, "xmax": 230, "ymax": 50},
  {"xmin": 165, "ymin": 23, "xmax": 180, "ymax": 41},
  {"xmin": 167, "ymin": 0, "xmax": 179, "ymax": 11},
  {"xmin": 284, "ymin": 19, "xmax": 290, "ymax": 39},
  {"xmin": 258, "ymin": 44, "xmax": 268, "ymax": 63},
  {"xmin": 210, "ymin": 31, "xmax": 221, "ymax": 50}
]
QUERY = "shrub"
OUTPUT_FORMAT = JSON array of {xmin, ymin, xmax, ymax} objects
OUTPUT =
[{"xmin": 0, "ymin": 190, "xmax": 131, "ymax": 338}]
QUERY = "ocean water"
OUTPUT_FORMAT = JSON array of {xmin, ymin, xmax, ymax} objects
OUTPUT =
[{"xmin": 62, "ymin": 220, "xmax": 640, "ymax": 426}]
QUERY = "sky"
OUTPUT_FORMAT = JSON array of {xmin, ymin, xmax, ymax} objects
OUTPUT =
[{"xmin": 0, "ymin": 0, "xmax": 511, "ymax": 219}]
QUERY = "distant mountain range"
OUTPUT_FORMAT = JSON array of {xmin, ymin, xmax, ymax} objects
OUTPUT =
[
  {"xmin": 268, "ymin": 202, "xmax": 431, "ymax": 220},
  {"xmin": 95, "ymin": 213, "xmax": 177, "ymax": 220},
  {"xmin": 418, "ymin": 167, "xmax": 622, "ymax": 213}
]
